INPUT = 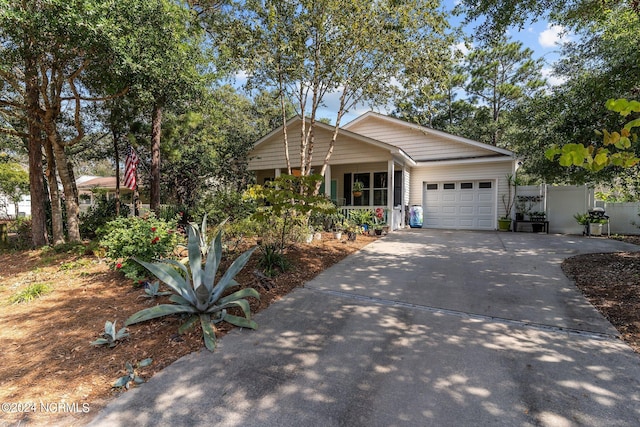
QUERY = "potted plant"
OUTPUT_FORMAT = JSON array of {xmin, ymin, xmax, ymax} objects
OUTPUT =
[
  {"xmin": 529, "ymin": 211, "xmax": 546, "ymax": 232},
  {"xmin": 333, "ymin": 226, "xmax": 343, "ymax": 240},
  {"xmin": 530, "ymin": 211, "xmax": 546, "ymax": 221},
  {"xmin": 343, "ymin": 219, "xmax": 360, "ymax": 241},
  {"xmin": 497, "ymin": 217, "xmax": 512, "ymax": 231},
  {"xmin": 589, "ymin": 218, "xmax": 607, "ymax": 236},
  {"xmin": 373, "ymin": 223, "xmax": 383, "ymax": 235},
  {"xmin": 515, "ymin": 196, "xmax": 530, "ymax": 221},
  {"xmin": 352, "ymin": 181, "xmax": 364, "ymax": 198},
  {"xmin": 498, "ymin": 174, "xmax": 515, "ymax": 231},
  {"xmin": 574, "ymin": 212, "xmax": 590, "ymax": 235}
]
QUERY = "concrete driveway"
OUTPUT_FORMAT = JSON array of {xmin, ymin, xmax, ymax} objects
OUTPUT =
[{"xmin": 88, "ymin": 230, "xmax": 640, "ymax": 427}]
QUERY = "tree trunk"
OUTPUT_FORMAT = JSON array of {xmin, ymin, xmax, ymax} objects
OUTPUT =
[
  {"xmin": 278, "ymin": 72, "xmax": 292, "ymax": 175},
  {"xmin": 150, "ymin": 102, "xmax": 163, "ymax": 213},
  {"xmin": 113, "ymin": 129, "xmax": 121, "ymax": 216},
  {"xmin": 44, "ymin": 139, "xmax": 65, "ymax": 245},
  {"xmin": 51, "ymin": 136, "xmax": 81, "ymax": 242},
  {"xmin": 24, "ymin": 52, "xmax": 48, "ymax": 247}
]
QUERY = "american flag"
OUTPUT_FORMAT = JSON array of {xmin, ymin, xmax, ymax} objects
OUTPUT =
[{"xmin": 123, "ymin": 145, "xmax": 139, "ymax": 190}]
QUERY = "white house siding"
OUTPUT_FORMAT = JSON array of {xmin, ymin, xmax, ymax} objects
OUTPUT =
[
  {"xmin": 345, "ymin": 116, "xmax": 494, "ymax": 161},
  {"xmin": 249, "ymin": 128, "xmax": 391, "ymax": 171},
  {"xmin": 0, "ymin": 194, "xmax": 30, "ymax": 218},
  {"xmin": 403, "ymin": 168, "xmax": 411, "ymax": 207},
  {"xmin": 410, "ymin": 161, "xmax": 514, "ymax": 221}
]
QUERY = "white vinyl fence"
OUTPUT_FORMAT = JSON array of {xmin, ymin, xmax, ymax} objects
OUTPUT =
[
  {"xmin": 516, "ymin": 184, "xmax": 640, "ymax": 235},
  {"xmin": 600, "ymin": 202, "xmax": 640, "ymax": 235}
]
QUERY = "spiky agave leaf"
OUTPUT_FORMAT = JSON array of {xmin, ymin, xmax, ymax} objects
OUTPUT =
[
  {"xmin": 223, "ymin": 314, "xmax": 258, "ymax": 330},
  {"xmin": 200, "ymin": 313, "xmax": 217, "ymax": 351},
  {"xmin": 211, "ymin": 246, "xmax": 257, "ymax": 302},
  {"xmin": 187, "ymin": 225, "xmax": 203, "ymax": 291},
  {"xmin": 105, "ymin": 320, "xmax": 115, "ymax": 338},
  {"xmin": 202, "ymin": 228, "xmax": 223, "ymax": 294},
  {"xmin": 133, "ymin": 258, "xmax": 197, "ymax": 306},
  {"xmin": 208, "ymin": 288, "xmax": 260, "ymax": 318},
  {"xmin": 90, "ymin": 337, "xmax": 110, "ymax": 347},
  {"xmin": 177, "ymin": 314, "xmax": 199, "ymax": 334},
  {"xmin": 125, "ymin": 304, "xmax": 198, "ymax": 326},
  {"xmin": 138, "ymin": 358, "xmax": 153, "ymax": 368}
]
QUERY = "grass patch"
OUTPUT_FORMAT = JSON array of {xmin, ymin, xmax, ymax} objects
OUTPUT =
[
  {"xmin": 59, "ymin": 258, "xmax": 91, "ymax": 271},
  {"xmin": 10, "ymin": 283, "xmax": 52, "ymax": 304}
]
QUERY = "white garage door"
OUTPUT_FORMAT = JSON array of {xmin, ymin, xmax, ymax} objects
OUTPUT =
[{"xmin": 423, "ymin": 180, "xmax": 495, "ymax": 230}]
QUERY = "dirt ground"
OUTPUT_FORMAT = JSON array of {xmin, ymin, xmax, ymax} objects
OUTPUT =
[
  {"xmin": 562, "ymin": 234, "xmax": 640, "ymax": 354},
  {"xmin": 0, "ymin": 233, "xmax": 378, "ymax": 426},
  {"xmin": 1, "ymin": 232, "xmax": 639, "ymax": 426}
]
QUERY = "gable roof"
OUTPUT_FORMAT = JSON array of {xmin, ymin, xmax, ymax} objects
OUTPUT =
[
  {"xmin": 343, "ymin": 111, "xmax": 514, "ymax": 161},
  {"xmin": 251, "ymin": 115, "xmax": 417, "ymax": 166}
]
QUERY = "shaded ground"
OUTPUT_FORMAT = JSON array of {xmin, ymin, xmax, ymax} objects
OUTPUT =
[
  {"xmin": 1, "ymin": 232, "xmax": 639, "ymax": 426},
  {"xmin": 562, "ymin": 235, "xmax": 640, "ymax": 353},
  {"xmin": 0, "ymin": 233, "xmax": 378, "ymax": 426}
]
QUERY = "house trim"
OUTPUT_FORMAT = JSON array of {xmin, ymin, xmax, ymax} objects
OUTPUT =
[{"xmin": 415, "ymin": 156, "xmax": 515, "ymax": 167}]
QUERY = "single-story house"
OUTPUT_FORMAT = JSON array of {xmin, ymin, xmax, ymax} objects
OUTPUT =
[{"xmin": 248, "ymin": 112, "xmax": 516, "ymax": 230}]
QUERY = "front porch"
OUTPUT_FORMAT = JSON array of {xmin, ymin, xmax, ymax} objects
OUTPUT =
[{"xmin": 254, "ymin": 160, "xmax": 409, "ymax": 230}]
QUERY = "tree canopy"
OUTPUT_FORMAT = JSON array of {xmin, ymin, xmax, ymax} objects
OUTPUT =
[{"xmin": 212, "ymin": 0, "xmax": 453, "ymax": 183}]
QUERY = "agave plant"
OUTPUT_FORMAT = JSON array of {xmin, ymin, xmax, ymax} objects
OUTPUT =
[
  {"xmin": 113, "ymin": 358, "xmax": 153, "ymax": 389},
  {"xmin": 140, "ymin": 281, "xmax": 172, "ymax": 299},
  {"xmin": 125, "ymin": 223, "xmax": 259, "ymax": 351},
  {"xmin": 91, "ymin": 320, "xmax": 129, "ymax": 348}
]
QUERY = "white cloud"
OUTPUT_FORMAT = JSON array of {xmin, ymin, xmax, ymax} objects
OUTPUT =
[
  {"xmin": 538, "ymin": 24, "xmax": 570, "ymax": 48},
  {"xmin": 453, "ymin": 42, "xmax": 470, "ymax": 56},
  {"xmin": 541, "ymin": 67, "xmax": 567, "ymax": 87}
]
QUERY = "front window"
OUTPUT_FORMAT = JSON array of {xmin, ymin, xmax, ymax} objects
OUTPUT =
[
  {"xmin": 352, "ymin": 172, "xmax": 387, "ymax": 206},
  {"xmin": 373, "ymin": 172, "xmax": 388, "ymax": 205},
  {"xmin": 353, "ymin": 173, "xmax": 370, "ymax": 206}
]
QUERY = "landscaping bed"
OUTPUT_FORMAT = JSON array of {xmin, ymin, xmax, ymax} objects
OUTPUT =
[
  {"xmin": 0, "ymin": 233, "xmax": 379, "ymax": 426},
  {"xmin": 562, "ymin": 235, "xmax": 640, "ymax": 353}
]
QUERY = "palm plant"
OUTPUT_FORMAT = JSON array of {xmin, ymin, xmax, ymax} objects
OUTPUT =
[{"xmin": 125, "ymin": 223, "xmax": 259, "ymax": 351}]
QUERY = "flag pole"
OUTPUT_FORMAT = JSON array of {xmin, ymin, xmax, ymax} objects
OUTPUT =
[{"xmin": 133, "ymin": 168, "xmax": 139, "ymax": 217}]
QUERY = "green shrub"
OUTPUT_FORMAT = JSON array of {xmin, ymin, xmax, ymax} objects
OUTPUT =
[
  {"xmin": 348, "ymin": 209, "xmax": 374, "ymax": 226},
  {"xmin": 244, "ymin": 174, "xmax": 334, "ymax": 250},
  {"xmin": 195, "ymin": 188, "xmax": 256, "ymax": 225},
  {"xmin": 79, "ymin": 195, "xmax": 130, "ymax": 239},
  {"xmin": 10, "ymin": 283, "xmax": 51, "ymax": 303},
  {"xmin": 156, "ymin": 204, "xmax": 190, "ymax": 224},
  {"xmin": 7, "ymin": 217, "xmax": 32, "ymax": 250},
  {"xmin": 99, "ymin": 214, "xmax": 181, "ymax": 281},
  {"xmin": 258, "ymin": 243, "xmax": 290, "ymax": 277},
  {"xmin": 310, "ymin": 204, "xmax": 344, "ymax": 232}
]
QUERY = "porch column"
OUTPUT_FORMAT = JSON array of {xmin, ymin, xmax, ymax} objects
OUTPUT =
[
  {"xmin": 387, "ymin": 160, "xmax": 394, "ymax": 227},
  {"xmin": 401, "ymin": 165, "xmax": 406, "ymax": 228},
  {"xmin": 324, "ymin": 165, "xmax": 331, "ymax": 200},
  {"xmin": 275, "ymin": 168, "xmax": 281, "ymax": 178}
]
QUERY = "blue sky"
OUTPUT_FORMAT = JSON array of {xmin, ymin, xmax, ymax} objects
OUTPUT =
[
  {"xmin": 334, "ymin": 1, "xmax": 574, "ymax": 124},
  {"xmin": 443, "ymin": 0, "xmax": 572, "ymax": 86}
]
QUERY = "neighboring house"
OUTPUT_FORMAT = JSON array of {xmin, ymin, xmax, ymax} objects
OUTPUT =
[
  {"xmin": 76, "ymin": 176, "xmax": 134, "ymax": 212},
  {"xmin": 0, "ymin": 193, "xmax": 30, "ymax": 219},
  {"xmin": 248, "ymin": 112, "xmax": 516, "ymax": 230}
]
